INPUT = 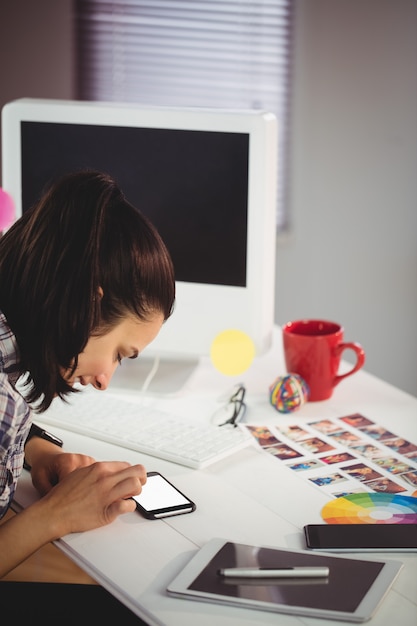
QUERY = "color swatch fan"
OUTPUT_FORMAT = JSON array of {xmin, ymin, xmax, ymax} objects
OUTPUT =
[{"xmin": 321, "ymin": 492, "xmax": 417, "ymax": 524}]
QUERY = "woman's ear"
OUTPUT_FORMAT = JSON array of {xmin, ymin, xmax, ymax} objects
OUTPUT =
[{"xmin": 97, "ymin": 286, "xmax": 104, "ymax": 299}]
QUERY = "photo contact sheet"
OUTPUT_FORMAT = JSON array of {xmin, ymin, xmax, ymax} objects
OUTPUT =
[{"xmin": 244, "ymin": 413, "xmax": 417, "ymax": 499}]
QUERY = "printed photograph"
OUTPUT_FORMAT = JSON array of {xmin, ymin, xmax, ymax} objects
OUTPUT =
[
  {"xmin": 328, "ymin": 430, "xmax": 364, "ymax": 445},
  {"xmin": 365, "ymin": 477, "xmax": 406, "ymax": 494},
  {"xmin": 374, "ymin": 458, "xmax": 416, "ymax": 475},
  {"xmin": 400, "ymin": 471, "xmax": 417, "ymax": 488},
  {"xmin": 341, "ymin": 463, "xmax": 384, "ymax": 483},
  {"xmin": 309, "ymin": 473, "xmax": 347, "ymax": 487},
  {"xmin": 384, "ymin": 438, "xmax": 417, "ymax": 456},
  {"xmin": 320, "ymin": 452, "xmax": 357, "ymax": 464},
  {"xmin": 339, "ymin": 413, "xmax": 374, "ymax": 428},
  {"xmin": 308, "ymin": 419, "xmax": 342, "ymax": 434},
  {"xmin": 288, "ymin": 459, "xmax": 325, "ymax": 471},
  {"xmin": 349, "ymin": 443, "xmax": 386, "ymax": 460},
  {"xmin": 298, "ymin": 437, "xmax": 335, "ymax": 454},
  {"xmin": 358, "ymin": 424, "xmax": 397, "ymax": 441},
  {"xmin": 276, "ymin": 424, "xmax": 310, "ymax": 440},
  {"xmin": 266, "ymin": 444, "xmax": 302, "ymax": 460},
  {"xmin": 246, "ymin": 426, "xmax": 281, "ymax": 447}
]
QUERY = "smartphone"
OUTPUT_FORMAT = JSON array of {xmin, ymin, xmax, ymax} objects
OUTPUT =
[
  {"xmin": 304, "ymin": 523, "xmax": 417, "ymax": 552},
  {"xmin": 133, "ymin": 472, "xmax": 196, "ymax": 519}
]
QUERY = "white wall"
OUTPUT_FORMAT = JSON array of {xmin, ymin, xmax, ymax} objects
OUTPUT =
[
  {"xmin": 1, "ymin": 0, "xmax": 416, "ymax": 396},
  {"xmin": 276, "ymin": 0, "xmax": 417, "ymax": 396}
]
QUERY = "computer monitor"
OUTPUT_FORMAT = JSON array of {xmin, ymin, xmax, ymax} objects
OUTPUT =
[{"xmin": 1, "ymin": 98, "xmax": 277, "ymax": 391}]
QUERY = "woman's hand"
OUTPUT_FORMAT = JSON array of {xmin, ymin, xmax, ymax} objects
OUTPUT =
[
  {"xmin": 0, "ymin": 460, "xmax": 147, "ymax": 577},
  {"xmin": 25, "ymin": 436, "xmax": 96, "ymax": 495},
  {"xmin": 24, "ymin": 437, "xmax": 148, "ymax": 534},
  {"xmin": 41, "ymin": 460, "xmax": 148, "ymax": 536}
]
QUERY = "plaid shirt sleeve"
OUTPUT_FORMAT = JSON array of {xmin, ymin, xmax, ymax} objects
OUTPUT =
[{"xmin": 0, "ymin": 373, "xmax": 32, "ymax": 518}]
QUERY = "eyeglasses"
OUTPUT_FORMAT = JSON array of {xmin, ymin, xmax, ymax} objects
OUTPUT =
[{"xmin": 211, "ymin": 384, "xmax": 247, "ymax": 427}]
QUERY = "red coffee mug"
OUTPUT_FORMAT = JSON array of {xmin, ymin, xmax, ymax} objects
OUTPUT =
[{"xmin": 282, "ymin": 320, "xmax": 365, "ymax": 401}]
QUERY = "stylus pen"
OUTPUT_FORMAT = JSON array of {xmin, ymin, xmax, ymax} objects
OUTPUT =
[{"xmin": 217, "ymin": 566, "xmax": 330, "ymax": 579}]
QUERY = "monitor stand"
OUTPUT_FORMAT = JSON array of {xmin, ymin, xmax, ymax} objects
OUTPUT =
[{"xmin": 110, "ymin": 354, "xmax": 200, "ymax": 395}]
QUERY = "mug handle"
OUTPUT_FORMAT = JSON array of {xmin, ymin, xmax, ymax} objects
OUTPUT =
[{"xmin": 334, "ymin": 342, "xmax": 366, "ymax": 387}]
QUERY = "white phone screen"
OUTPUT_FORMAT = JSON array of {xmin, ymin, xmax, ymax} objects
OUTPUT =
[{"xmin": 134, "ymin": 473, "xmax": 190, "ymax": 511}]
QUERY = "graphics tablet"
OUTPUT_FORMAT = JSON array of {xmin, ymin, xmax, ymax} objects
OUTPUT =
[{"xmin": 167, "ymin": 538, "xmax": 402, "ymax": 622}]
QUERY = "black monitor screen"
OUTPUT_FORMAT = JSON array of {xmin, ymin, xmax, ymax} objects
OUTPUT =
[{"xmin": 21, "ymin": 121, "xmax": 249, "ymax": 287}]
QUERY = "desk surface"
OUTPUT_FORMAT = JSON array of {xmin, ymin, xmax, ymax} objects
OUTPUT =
[{"xmin": 14, "ymin": 329, "xmax": 417, "ymax": 626}]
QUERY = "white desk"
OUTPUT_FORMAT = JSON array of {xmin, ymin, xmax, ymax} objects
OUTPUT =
[{"xmin": 13, "ymin": 329, "xmax": 417, "ymax": 626}]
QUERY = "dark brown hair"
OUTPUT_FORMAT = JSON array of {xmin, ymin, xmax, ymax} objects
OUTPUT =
[{"xmin": 0, "ymin": 170, "xmax": 175, "ymax": 410}]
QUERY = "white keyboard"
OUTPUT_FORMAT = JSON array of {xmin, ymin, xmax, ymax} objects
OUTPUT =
[{"xmin": 39, "ymin": 391, "xmax": 252, "ymax": 469}]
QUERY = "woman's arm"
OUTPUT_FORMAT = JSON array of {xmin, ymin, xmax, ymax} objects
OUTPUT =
[
  {"xmin": 0, "ymin": 497, "xmax": 61, "ymax": 577},
  {"xmin": 0, "ymin": 460, "xmax": 147, "ymax": 577}
]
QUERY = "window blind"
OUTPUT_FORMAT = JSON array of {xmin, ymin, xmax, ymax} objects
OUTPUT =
[{"xmin": 74, "ymin": 0, "xmax": 293, "ymax": 229}]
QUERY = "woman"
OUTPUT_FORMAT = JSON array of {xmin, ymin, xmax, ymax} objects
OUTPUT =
[{"xmin": 0, "ymin": 170, "xmax": 175, "ymax": 576}]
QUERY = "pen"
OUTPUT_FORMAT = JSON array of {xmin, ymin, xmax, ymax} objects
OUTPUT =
[{"xmin": 217, "ymin": 566, "xmax": 330, "ymax": 579}]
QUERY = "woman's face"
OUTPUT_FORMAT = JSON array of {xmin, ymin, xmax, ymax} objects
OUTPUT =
[{"xmin": 65, "ymin": 312, "xmax": 164, "ymax": 391}]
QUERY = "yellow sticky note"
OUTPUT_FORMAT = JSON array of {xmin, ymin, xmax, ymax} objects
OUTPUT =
[{"xmin": 210, "ymin": 329, "xmax": 255, "ymax": 376}]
